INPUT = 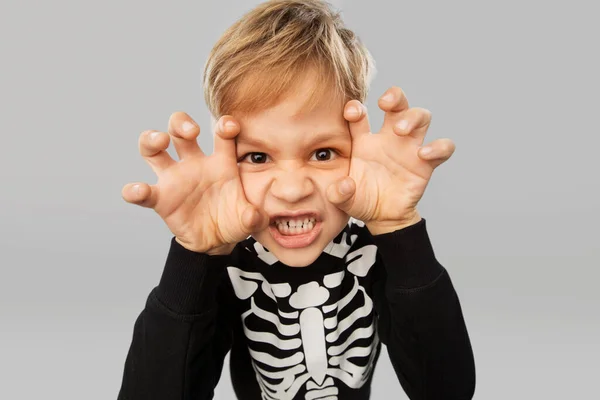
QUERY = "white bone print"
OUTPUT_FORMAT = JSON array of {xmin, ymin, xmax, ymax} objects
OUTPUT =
[{"xmin": 226, "ymin": 233, "xmax": 379, "ymax": 399}]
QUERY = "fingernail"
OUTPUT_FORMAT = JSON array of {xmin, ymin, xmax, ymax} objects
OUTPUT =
[
  {"xmin": 182, "ymin": 121, "xmax": 196, "ymax": 133},
  {"xmin": 132, "ymin": 184, "xmax": 140, "ymax": 194},
  {"xmin": 149, "ymin": 131, "xmax": 160, "ymax": 141},
  {"xmin": 339, "ymin": 179, "xmax": 352, "ymax": 195},
  {"xmin": 347, "ymin": 106, "xmax": 361, "ymax": 118},
  {"xmin": 225, "ymin": 121, "xmax": 237, "ymax": 131},
  {"xmin": 396, "ymin": 120, "xmax": 409, "ymax": 131},
  {"xmin": 420, "ymin": 146, "xmax": 432, "ymax": 156},
  {"xmin": 382, "ymin": 92, "xmax": 394, "ymax": 102}
]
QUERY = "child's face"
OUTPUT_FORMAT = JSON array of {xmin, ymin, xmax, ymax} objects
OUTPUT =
[{"xmin": 235, "ymin": 78, "xmax": 352, "ymax": 267}]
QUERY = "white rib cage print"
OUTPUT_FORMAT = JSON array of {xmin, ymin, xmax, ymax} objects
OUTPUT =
[{"xmin": 227, "ymin": 220, "xmax": 380, "ymax": 400}]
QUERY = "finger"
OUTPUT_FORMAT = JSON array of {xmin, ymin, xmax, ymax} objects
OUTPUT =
[
  {"xmin": 326, "ymin": 176, "xmax": 356, "ymax": 213},
  {"xmin": 378, "ymin": 86, "xmax": 410, "ymax": 133},
  {"xmin": 391, "ymin": 107, "xmax": 432, "ymax": 145},
  {"xmin": 418, "ymin": 138, "xmax": 456, "ymax": 169},
  {"xmin": 167, "ymin": 111, "xmax": 204, "ymax": 160},
  {"xmin": 121, "ymin": 182, "xmax": 160, "ymax": 209},
  {"xmin": 213, "ymin": 115, "xmax": 239, "ymax": 160},
  {"xmin": 378, "ymin": 86, "xmax": 409, "ymax": 113},
  {"xmin": 139, "ymin": 130, "xmax": 177, "ymax": 174},
  {"xmin": 241, "ymin": 204, "xmax": 270, "ymax": 234},
  {"xmin": 343, "ymin": 100, "xmax": 371, "ymax": 140}
]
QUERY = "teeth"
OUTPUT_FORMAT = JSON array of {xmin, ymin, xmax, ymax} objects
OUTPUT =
[
  {"xmin": 275, "ymin": 217, "xmax": 316, "ymax": 227},
  {"xmin": 274, "ymin": 217, "xmax": 317, "ymax": 235}
]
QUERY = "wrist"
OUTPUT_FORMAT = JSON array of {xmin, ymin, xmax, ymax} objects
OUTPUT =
[
  {"xmin": 175, "ymin": 237, "xmax": 235, "ymax": 255},
  {"xmin": 158, "ymin": 237, "xmax": 233, "ymax": 315},
  {"xmin": 206, "ymin": 243, "xmax": 235, "ymax": 256},
  {"xmin": 366, "ymin": 210, "xmax": 422, "ymax": 235}
]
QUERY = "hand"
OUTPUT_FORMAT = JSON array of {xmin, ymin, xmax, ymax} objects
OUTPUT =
[
  {"xmin": 326, "ymin": 87, "xmax": 455, "ymax": 235},
  {"xmin": 121, "ymin": 112, "xmax": 269, "ymax": 254}
]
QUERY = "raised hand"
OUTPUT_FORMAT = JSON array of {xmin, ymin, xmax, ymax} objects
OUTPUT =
[
  {"xmin": 326, "ymin": 87, "xmax": 456, "ymax": 235},
  {"xmin": 121, "ymin": 112, "xmax": 269, "ymax": 254}
]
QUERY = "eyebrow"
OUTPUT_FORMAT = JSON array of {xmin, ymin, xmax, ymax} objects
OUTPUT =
[{"xmin": 236, "ymin": 131, "xmax": 348, "ymax": 150}]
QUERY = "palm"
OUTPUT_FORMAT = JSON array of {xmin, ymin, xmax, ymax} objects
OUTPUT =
[
  {"xmin": 123, "ymin": 112, "xmax": 267, "ymax": 254},
  {"xmin": 156, "ymin": 154, "xmax": 248, "ymax": 248},
  {"xmin": 330, "ymin": 87, "xmax": 455, "ymax": 228},
  {"xmin": 346, "ymin": 130, "xmax": 432, "ymax": 223}
]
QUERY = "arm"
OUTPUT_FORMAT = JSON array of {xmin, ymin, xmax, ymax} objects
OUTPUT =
[
  {"xmin": 369, "ymin": 218, "xmax": 476, "ymax": 399},
  {"xmin": 117, "ymin": 236, "xmax": 235, "ymax": 400}
]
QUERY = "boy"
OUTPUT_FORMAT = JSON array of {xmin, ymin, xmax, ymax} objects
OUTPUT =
[{"xmin": 118, "ymin": 0, "xmax": 475, "ymax": 399}]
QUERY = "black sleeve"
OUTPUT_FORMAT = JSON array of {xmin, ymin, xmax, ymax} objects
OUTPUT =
[
  {"xmin": 117, "ymin": 236, "xmax": 235, "ymax": 400},
  {"xmin": 370, "ymin": 218, "xmax": 476, "ymax": 400}
]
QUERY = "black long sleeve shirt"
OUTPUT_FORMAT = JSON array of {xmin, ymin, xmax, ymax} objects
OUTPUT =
[{"xmin": 117, "ymin": 218, "xmax": 476, "ymax": 399}]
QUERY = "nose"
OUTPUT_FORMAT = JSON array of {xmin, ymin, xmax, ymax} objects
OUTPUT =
[{"xmin": 270, "ymin": 163, "xmax": 315, "ymax": 203}]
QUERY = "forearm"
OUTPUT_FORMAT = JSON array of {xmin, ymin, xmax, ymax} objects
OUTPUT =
[
  {"xmin": 372, "ymin": 219, "xmax": 476, "ymax": 399},
  {"xmin": 117, "ymin": 237, "xmax": 233, "ymax": 400}
]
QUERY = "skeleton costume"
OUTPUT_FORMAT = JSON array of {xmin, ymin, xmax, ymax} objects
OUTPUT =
[{"xmin": 118, "ymin": 218, "xmax": 476, "ymax": 399}]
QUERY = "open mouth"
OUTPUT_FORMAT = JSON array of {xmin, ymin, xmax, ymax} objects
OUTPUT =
[
  {"xmin": 273, "ymin": 216, "xmax": 317, "ymax": 235},
  {"xmin": 268, "ymin": 212, "xmax": 322, "ymax": 249}
]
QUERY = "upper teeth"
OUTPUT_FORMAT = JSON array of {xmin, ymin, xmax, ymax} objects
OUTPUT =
[{"xmin": 275, "ymin": 217, "xmax": 316, "ymax": 227}]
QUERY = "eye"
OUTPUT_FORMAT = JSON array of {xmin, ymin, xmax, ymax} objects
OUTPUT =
[
  {"xmin": 311, "ymin": 148, "xmax": 337, "ymax": 162},
  {"xmin": 239, "ymin": 152, "xmax": 270, "ymax": 164}
]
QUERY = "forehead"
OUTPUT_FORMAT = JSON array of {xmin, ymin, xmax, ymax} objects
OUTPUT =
[
  {"xmin": 237, "ymin": 81, "xmax": 347, "ymax": 136},
  {"xmin": 235, "ymin": 105, "xmax": 349, "ymax": 154}
]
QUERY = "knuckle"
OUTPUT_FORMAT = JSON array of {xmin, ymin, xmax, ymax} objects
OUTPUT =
[
  {"xmin": 171, "ymin": 111, "xmax": 187, "ymax": 120},
  {"xmin": 139, "ymin": 131, "xmax": 161, "ymax": 154},
  {"xmin": 168, "ymin": 113, "xmax": 188, "ymax": 137},
  {"xmin": 143, "ymin": 131, "xmax": 156, "ymax": 145},
  {"xmin": 167, "ymin": 113, "xmax": 178, "ymax": 127},
  {"xmin": 441, "ymin": 140, "xmax": 455, "ymax": 153},
  {"xmin": 421, "ymin": 108, "xmax": 432, "ymax": 122},
  {"xmin": 138, "ymin": 133, "xmax": 148, "ymax": 149},
  {"xmin": 140, "ymin": 129, "xmax": 152, "ymax": 140},
  {"xmin": 344, "ymin": 99, "xmax": 359, "ymax": 109},
  {"xmin": 392, "ymin": 86, "xmax": 405, "ymax": 98},
  {"xmin": 217, "ymin": 115, "xmax": 228, "ymax": 130}
]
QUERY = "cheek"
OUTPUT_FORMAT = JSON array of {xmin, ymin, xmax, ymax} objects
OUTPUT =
[
  {"xmin": 239, "ymin": 171, "xmax": 268, "ymax": 205},
  {"xmin": 337, "ymin": 158, "xmax": 351, "ymax": 175},
  {"xmin": 314, "ymin": 162, "xmax": 350, "ymax": 190}
]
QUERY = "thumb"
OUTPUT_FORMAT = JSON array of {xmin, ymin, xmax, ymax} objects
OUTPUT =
[
  {"xmin": 326, "ymin": 177, "xmax": 356, "ymax": 212},
  {"xmin": 241, "ymin": 204, "xmax": 270, "ymax": 234}
]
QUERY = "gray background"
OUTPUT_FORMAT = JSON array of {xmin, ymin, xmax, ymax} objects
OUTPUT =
[{"xmin": 1, "ymin": 0, "xmax": 598, "ymax": 398}]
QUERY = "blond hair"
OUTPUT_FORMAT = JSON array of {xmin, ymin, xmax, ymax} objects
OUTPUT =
[{"xmin": 203, "ymin": 0, "xmax": 376, "ymax": 119}]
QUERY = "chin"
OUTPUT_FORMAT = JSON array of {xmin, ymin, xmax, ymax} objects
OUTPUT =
[
  {"xmin": 252, "ymin": 231, "xmax": 328, "ymax": 267},
  {"xmin": 269, "ymin": 246, "xmax": 324, "ymax": 267}
]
